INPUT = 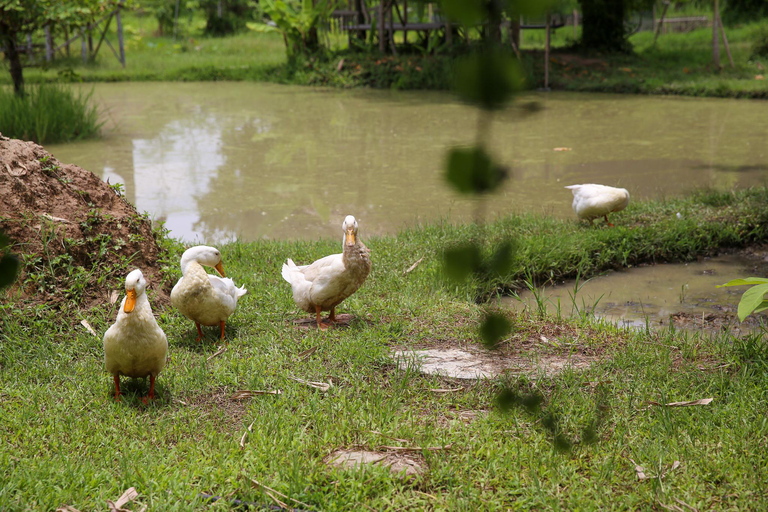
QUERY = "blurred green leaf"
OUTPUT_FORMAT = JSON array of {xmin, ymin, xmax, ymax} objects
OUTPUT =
[
  {"xmin": 454, "ymin": 50, "xmax": 523, "ymax": 111},
  {"xmin": 497, "ymin": 387, "xmax": 544, "ymax": 414},
  {"xmin": 443, "ymin": 243, "xmax": 482, "ymax": 282},
  {"xmin": 480, "ymin": 312, "xmax": 511, "ymax": 348},
  {"xmin": 505, "ymin": 0, "xmax": 560, "ymax": 19},
  {"xmin": 487, "ymin": 241, "xmax": 514, "ymax": 276},
  {"xmin": 441, "ymin": 0, "xmax": 486, "ymax": 25},
  {"xmin": 445, "ymin": 146, "xmax": 508, "ymax": 195}
]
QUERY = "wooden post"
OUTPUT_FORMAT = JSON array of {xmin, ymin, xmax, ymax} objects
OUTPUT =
[
  {"xmin": 572, "ymin": 9, "xmax": 578, "ymax": 39},
  {"xmin": 511, "ymin": 17, "xmax": 520, "ymax": 49},
  {"xmin": 26, "ymin": 33, "xmax": 34, "ymax": 64},
  {"xmin": 653, "ymin": 1, "xmax": 669, "ymax": 45},
  {"xmin": 518, "ymin": 16, "xmax": 523, "ymax": 48},
  {"xmin": 712, "ymin": 0, "xmax": 721, "ymax": 69},
  {"xmin": 64, "ymin": 25, "xmax": 70, "ymax": 57},
  {"xmin": 116, "ymin": 1, "xmax": 126, "ymax": 67},
  {"xmin": 81, "ymin": 28, "xmax": 87, "ymax": 63},
  {"xmin": 388, "ymin": 1, "xmax": 397, "ymax": 55},
  {"xmin": 403, "ymin": 0, "xmax": 407, "ymax": 45},
  {"xmin": 544, "ymin": 12, "xmax": 550, "ymax": 89},
  {"xmin": 378, "ymin": 1, "xmax": 385, "ymax": 53},
  {"xmin": 45, "ymin": 25, "xmax": 53, "ymax": 62},
  {"xmin": 718, "ymin": 16, "xmax": 734, "ymax": 68}
]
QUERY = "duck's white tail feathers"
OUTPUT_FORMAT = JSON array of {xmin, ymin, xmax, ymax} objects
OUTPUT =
[
  {"xmin": 235, "ymin": 284, "xmax": 248, "ymax": 298},
  {"xmin": 281, "ymin": 258, "xmax": 299, "ymax": 284}
]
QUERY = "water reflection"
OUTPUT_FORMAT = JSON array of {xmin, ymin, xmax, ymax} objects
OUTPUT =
[{"xmin": 48, "ymin": 83, "xmax": 768, "ymax": 242}]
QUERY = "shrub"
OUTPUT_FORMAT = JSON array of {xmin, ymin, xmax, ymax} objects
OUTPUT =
[
  {"xmin": 0, "ymin": 84, "xmax": 101, "ymax": 144},
  {"xmin": 751, "ymin": 25, "xmax": 768, "ymax": 60}
]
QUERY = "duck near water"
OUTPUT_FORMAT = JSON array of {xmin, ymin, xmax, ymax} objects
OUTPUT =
[
  {"xmin": 282, "ymin": 215, "xmax": 371, "ymax": 329},
  {"xmin": 103, "ymin": 269, "xmax": 168, "ymax": 403},
  {"xmin": 565, "ymin": 184, "xmax": 630, "ymax": 226},
  {"xmin": 171, "ymin": 245, "xmax": 247, "ymax": 342}
]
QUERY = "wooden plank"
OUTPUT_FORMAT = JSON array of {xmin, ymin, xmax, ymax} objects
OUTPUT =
[
  {"xmin": 92, "ymin": 12, "xmax": 115, "ymax": 60},
  {"xmin": 116, "ymin": 0, "xmax": 126, "ymax": 67},
  {"xmin": 718, "ymin": 15, "xmax": 734, "ymax": 68}
]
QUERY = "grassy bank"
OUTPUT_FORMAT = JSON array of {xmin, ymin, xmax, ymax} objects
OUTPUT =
[
  {"xmin": 3, "ymin": 12, "xmax": 767, "ymax": 98},
  {"xmin": 2, "ymin": 190, "xmax": 768, "ymax": 509}
]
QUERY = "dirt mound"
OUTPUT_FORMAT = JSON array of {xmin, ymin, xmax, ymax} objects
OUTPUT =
[{"xmin": 0, "ymin": 133, "xmax": 170, "ymax": 309}]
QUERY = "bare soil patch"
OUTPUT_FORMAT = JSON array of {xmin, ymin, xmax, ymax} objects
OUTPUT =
[
  {"xmin": 186, "ymin": 386, "xmax": 251, "ymax": 432},
  {"xmin": 324, "ymin": 449, "xmax": 426, "ymax": 477},
  {"xmin": 0, "ymin": 133, "xmax": 168, "ymax": 308}
]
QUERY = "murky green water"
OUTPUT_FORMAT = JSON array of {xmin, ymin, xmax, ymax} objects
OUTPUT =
[
  {"xmin": 48, "ymin": 82, "xmax": 768, "ymax": 243},
  {"xmin": 505, "ymin": 253, "xmax": 768, "ymax": 332}
]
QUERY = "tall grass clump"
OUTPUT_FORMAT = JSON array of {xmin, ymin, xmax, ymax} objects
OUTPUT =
[{"xmin": 0, "ymin": 84, "xmax": 101, "ymax": 144}]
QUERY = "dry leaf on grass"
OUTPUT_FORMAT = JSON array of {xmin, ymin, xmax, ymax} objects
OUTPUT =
[
  {"xmin": 404, "ymin": 257, "xmax": 424, "ymax": 274},
  {"xmin": 649, "ymin": 398, "xmax": 713, "ymax": 407},
  {"xmin": 230, "ymin": 390, "xmax": 282, "ymax": 400},
  {"xmin": 56, "ymin": 507, "xmax": 81, "ymax": 512},
  {"xmin": 295, "ymin": 346, "xmax": 317, "ymax": 361},
  {"xmin": 110, "ymin": 290, "xmax": 120, "ymax": 304},
  {"xmin": 553, "ymin": 147, "xmax": 572, "ymax": 152},
  {"xmin": 107, "ymin": 487, "xmax": 139, "ymax": 512},
  {"xmin": 239, "ymin": 419, "xmax": 256, "ymax": 449},
  {"xmin": 674, "ymin": 497, "xmax": 698, "ymax": 511},
  {"xmin": 629, "ymin": 459, "xmax": 647, "ymax": 481},
  {"xmin": 289, "ymin": 376, "xmax": 331, "ymax": 392},
  {"xmin": 80, "ymin": 319, "xmax": 99, "ymax": 338}
]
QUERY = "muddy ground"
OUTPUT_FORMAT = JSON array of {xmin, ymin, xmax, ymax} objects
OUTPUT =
[{"xmin": 0, "ymin": 133, "xmax": 169, "ymax": 308}]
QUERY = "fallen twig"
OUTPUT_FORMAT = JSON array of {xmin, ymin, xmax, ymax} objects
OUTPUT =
[
  {"xmin": 230, "ymin": 390, "xmax": 282, "ymax": 400},
  {"xmin": 404, "ymin": 257, "xmax": 424, "ymax": 274},
  {"xmin": 629, "ymin": 458, "xmax": 647, "ymax": 481},
  {"xmin": 380, "ymin": 444, "xmax": 452, "ymax": 453},
  {"xmin": 649, "ymin": 398, "xmax": 713, "ymax": 408},
  {"xmin": 206, "ymin": 345, "xmax": 227, "ymax": 361},
  {"xmin": 368, "ymin": 430, "xmax": 409, "ymax": 444},
  {"xmin": 249, "ymin": 478, "xmax": 313, "ymax": 510}
]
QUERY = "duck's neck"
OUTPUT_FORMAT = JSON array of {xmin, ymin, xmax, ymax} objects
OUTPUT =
[
  {"xmin": 342, "ymin": 239, "xmax": 370, "ymax": 272},
  {"xmin": 180, "ymin": 253, "xmax": 202, "ymax": 275}
]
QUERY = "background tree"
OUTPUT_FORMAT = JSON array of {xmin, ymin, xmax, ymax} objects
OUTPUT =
[
  {"xmin": 0, "ymin": 0, "xmax": 104, "ymax": 96},
  {"xmin": 578, "ymin": 0, "xmax": 653, "ymax": 52},
  {"xmin": 200, "ymin": 0, "xmax": 256, "ymax": 36}
]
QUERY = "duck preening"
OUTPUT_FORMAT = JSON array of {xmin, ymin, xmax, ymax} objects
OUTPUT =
[
  {"xmin": 171, "ymin": 245, "xmax": 247, "ymax": 342},
  {"xmin": 565, "ymin": 184, "xmax": 630, "ymax": 226},
  {"xmin": 281, "ymin": 215, "xmax": 372, "ymax": 329}
]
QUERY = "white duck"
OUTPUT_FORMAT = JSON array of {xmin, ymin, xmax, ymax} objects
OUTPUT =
[
  {"xmin": 170, "ymin": 245, "xmax": 247, "ymax": 342},
  {"xmin": 282, "ymin": 215, "xmax": 371, "ymax": 329},
  {"xmin": 565, "ymin": 184, "xmax": 630, "ymax": 226},
  {"xmin": 103, "ymin": 269, "xmax": 168, "ymax": 403}
]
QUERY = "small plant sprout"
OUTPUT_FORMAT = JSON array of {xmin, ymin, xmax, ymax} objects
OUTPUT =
[{"xmin": 717, "ymin": 277, "xmax": 768, "ymax": 321}]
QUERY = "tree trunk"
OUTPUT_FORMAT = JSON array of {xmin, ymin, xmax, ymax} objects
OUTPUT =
[
  {"xmin": 579, "ymin": 0, "xmax": 627, "ymax": 52},
  {"xmin": 712, "ymin": 0, "xmax": 721, "ymax": 69},
  {"xmin": 3, "ymin": 32, "xmax": 25, "ymax": 96}
]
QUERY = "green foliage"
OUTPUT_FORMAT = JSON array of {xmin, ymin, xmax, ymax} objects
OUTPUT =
[
  {"xmin": 257, "ymin": 0, "xmax": 336, "ymax": 58},
  {"xmin": 445, "ymin": 146, "xmax": 508, "ymax": 194},
  {"xmin": 0, "ymin": 83, "xmax": 101, "ymax": 144},
  {"xmin": 724, "ymin": 0, "xmax": 768, "ymax": 23},
  {"xmin": 454, "ymin": 50, "xmax": 524, "ymax": 110},
  {"xmin": 717, "ymin": 277, "xmax": 768, "ymax": 321},
  {"xmin": 200, "ymin": 0, "xmax": 257, "ymax": 36},
  {"xmin": 750, "ymin": 25, "xmax": 768, "ymax": 60},
  {"xmin": 0, "ymin": 232, "xmax": 19, "ymax": 290}
]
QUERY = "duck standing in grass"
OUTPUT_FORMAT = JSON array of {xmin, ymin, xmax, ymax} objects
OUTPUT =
[
  {"xmin": 171, "ymin": 245, "xmax": 247, "ymax": 342},
  {"xmin": 282, "ymin": 215, "xmax": 371, "ymax": 329},
  {"xmin": 103, "ymin": 269, "xmax": 167, "ymax": 403},
  {"xmin": 565, "ymin": 184, "xmax": 630, "ymax": 226}
]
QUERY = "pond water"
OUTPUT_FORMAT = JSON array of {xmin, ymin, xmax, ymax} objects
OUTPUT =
[
  {"xmin": 48, "ymin": 82, "xmax": 768, "ymax": 243},
  {"xmin": 504, "ymin": 252, "xmax": 768, "ymax": 333}
]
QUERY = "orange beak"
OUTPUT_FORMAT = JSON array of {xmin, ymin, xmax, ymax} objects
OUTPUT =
[
  {"xmin": 345, "ymin": 228, "xmax": 356, "ymax": 246},
  {"xmin": 124, "ymin": 289, "xmax": 137, "ymax": 313},
  {"xmin": 214, "ymin": 262, "xmax": 225, "ymax": 277}
]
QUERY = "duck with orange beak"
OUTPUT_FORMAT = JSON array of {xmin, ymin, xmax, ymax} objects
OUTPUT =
[
  {"xmin": 171, "ymin": 245, "xmax": 247, "ymax": 342},
  {"xmin": 103, "ymin": 269, "xmax": 168, "ymax": 403},
  {"xmin": 281, "ymin": 215, "xmax": 371, "ymax": 329}
]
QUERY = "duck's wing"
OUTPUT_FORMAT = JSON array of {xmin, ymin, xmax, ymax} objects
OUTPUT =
[
  {"xmin": 298, "ymin": 253, "xmax": 344, "ymax": 282},
  {"xmin": 210, "ymin": 275, "xmax": 247, "ymax": 301}
]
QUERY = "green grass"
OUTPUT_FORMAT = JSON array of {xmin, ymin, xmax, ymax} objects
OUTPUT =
[
  {"xmin": 2, "ymin": 190, "xmax": 768, "ymax": 509},
  {"xmin": 0, "ymin": 84, "xmax": 102, "ymax": 144}
]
